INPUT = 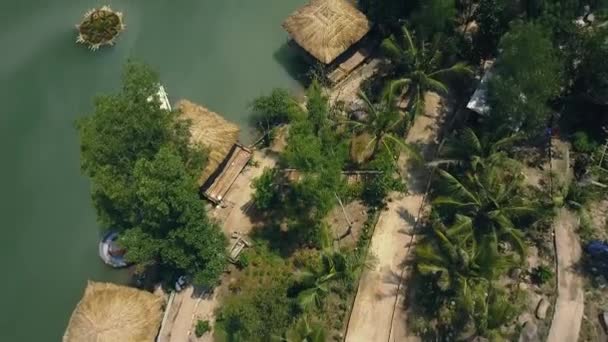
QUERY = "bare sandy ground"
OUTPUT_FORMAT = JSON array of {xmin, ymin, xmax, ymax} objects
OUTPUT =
[
  {"xmin": 345, "ymin": 94, "xmax": 442, "ymax": 342},
  {"xmin": 166, "ymin": 149, "xmax": 278, "ymax": 342}
]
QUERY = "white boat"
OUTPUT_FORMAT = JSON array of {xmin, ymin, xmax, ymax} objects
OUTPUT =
[{"xmin": 147, "ymin": 84, "xmax": 172, "ymax": 111}]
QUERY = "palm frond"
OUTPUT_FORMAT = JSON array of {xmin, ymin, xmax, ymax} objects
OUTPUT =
[
  {"xmin": 424, "ymin": 76, "xmax": 450, "ymax": 95},
  {"xmin": 436, "ymin": 169, "xmax": 480, "ymax": 205},
  {"xmin": 490, "ymin": 132, "xmax": 524, "ymax": 154},
  {"xmin": 460, "ymin": 128, "xmax": 483, "ymax": 156},
  {"xmin": 297, "ymin": 288, "xmax": 322, "ymax": 310},
  {"xmin": 401, "ymin": 25, "xmax": 417, "ymax": 58},
  {"xmin": 432, "ymin": 196, "xmax": 478, "ymax": 209},
  {"xmin": 383, "ymin": 78, "xmax": 411, "ymax": 101},
  {"xmin": 384, "ymin": 134, "xmax": 422, "ymax": 161},
  {"xmin": 446, "ymin": 214, "xmax": 474, "ymax": 238},
  {"xmin": 381, "ymin": 36, "xmax": 404, "ymax": 62},
  {"xmin": 429, "ymin": 62, "xmax": 474, "ymax": 78}
]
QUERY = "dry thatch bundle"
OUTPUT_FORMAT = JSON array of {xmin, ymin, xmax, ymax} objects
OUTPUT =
[
  {"xmin": 63, "ymin": 281, "xmax": 163, "ymax": 342},
  {"xmin": 76, "ymin": 6, "xmax": 125, "ymax": 51},
  {"xmin": 176, "ymin": 99, "xmax": 240, "ymax": 185},
  {"xmin": 282, "ymin": 0, "xmax": 370, "ymax": 64},
  {"xmin": 350, "ymin": 132, "xmax": 374, "ymax": 164}
]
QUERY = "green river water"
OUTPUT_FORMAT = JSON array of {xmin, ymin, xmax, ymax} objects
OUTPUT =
[{"xmin": 0, "ymin": 0, "xmax": 304, "ymax": 340}]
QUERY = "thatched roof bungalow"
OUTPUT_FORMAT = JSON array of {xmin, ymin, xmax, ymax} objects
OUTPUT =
[
  {"xmin": 176, "ymin": 99, "xmax": 240, "ymax": 186},
  {"xmin": 176, "ymin": 99, "xmax": 252, "ymax": 203},
  {"xmin": 282, "ymin": 0, "xmax": 371, "ymax": 65},
  {"xmin": 63, "ymin": 282, "xmax": 163, "ymax": 342}
]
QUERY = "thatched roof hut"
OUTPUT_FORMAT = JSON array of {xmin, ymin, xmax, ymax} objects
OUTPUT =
[
  {"xmin": 176, "ymin": 99, "xmax": 240, "ymax": 185},
  {"xmin": 63, "ymin": 282, "xmax": 163, "ymax": 342},
  {"xmin": 282, "ymin": 0, "xmax": 371, "ymax": 64}
]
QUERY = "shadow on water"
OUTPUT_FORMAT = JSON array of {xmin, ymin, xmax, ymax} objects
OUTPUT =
[{"xmin": 273, "ymin": 41, "xmax": 311, "ymax": 87}]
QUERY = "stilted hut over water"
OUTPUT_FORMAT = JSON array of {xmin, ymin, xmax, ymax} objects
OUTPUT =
[
  {"xmin": 63, "ymin": 282, "xmax": 163, "ymax": 342},
  {"xmin": 176, "ymin": 99, "xmax": 252, "ymax": 204},
  {"xmin": 282, "ymin": 0, "xmax": 372, "ymax": 84}
]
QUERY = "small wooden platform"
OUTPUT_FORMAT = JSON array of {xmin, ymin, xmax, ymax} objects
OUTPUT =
[
  {"xmin": 203, "ymin": 144, "xmax": 252, "ymax": 204},
  {"xmin": 327, "ymin": 48, "xmax": 370, "ymax": 84}
]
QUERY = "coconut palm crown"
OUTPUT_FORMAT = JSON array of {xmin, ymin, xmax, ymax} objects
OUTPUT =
[
  {"xmin": 382, "ymin": 25, "xmax": 473, "ymax": 122},
  {"xmin": 76, "ymin": 6, "xmax": 125, "ymax": 51}
]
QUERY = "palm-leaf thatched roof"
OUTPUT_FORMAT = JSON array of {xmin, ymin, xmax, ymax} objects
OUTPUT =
[
  {"xmin": 176, "ymin": 99, "xmax": 240, "ymax": 185},
  {"xmin": 63, "ymin": 282, "xmax": 163, "ymax": 342},
  {"xmin": 282, "ymin": 0, "xmax": 370, "ymax": 64}
]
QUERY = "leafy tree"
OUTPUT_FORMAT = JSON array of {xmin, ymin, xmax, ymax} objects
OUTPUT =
[
  {"xmin": 78, "ymin": 61, "xmax": 200, "ymax": 228},
  {"xmin": 250, "ymin": 88, "xmax": 304, "ymax": 134},
  {"xmin": 278, "ymin": 83, "xmax": 348, "ymax": 246},
  {"xmin": 306, "ymin": 79, "xmax": 329, "ymax": 135},
  {"xmin": 78, "ymin": 61, "xmax": 226, "ymax": 286},
  {"xmin": 473, "ymin": 0, "xmax": 516, "ymax": 59},
  {"xmin": 486, "ymin": 21, "xmax": 562, "ymax": 136},
  {"xmin": 576, "ymin": 27, "xmax": 608, "ymax": 105},
  {"xmin": 195, "ymin": 320, "xmax": 211, "ymax": 337},
  {"xmin": 120, "ymin": 147, "xmax": 227, "ymax": 286},
  {"xmin": 410, "ymin": 0, "xmax": 457, "ymax": 38},
  {"xmin": 382, "ymin": 25, "xmax": 473, "ymax": 121},
  {"xmin": 358, "ymin": 0, "xmax": 412, "ymax": 29},
  {"xmin": 362, "ymin": 148, "xmax": 407, "ymax": 206},
  {"xmin": 252, "ymin": 168, "xmax": 280, "ymax": 211}
]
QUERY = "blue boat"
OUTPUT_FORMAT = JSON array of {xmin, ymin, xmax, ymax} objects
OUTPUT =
[{"xmin": 98, "ymin": 231, "xmax": 130, "ymax": 268}]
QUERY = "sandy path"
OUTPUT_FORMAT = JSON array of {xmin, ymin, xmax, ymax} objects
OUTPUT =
[
  {"xmin": 345, "ymin": 94, "xmax": 442, "ymax": 342},
  {"xmin": 546, "ymin": 208, "xmax": 584, "ymax": 342},
  {"xmin": 165, "ymin": 149, "xmax": 278, "ymax": 342},
  {"xmin": 546, "ymin": 140, "xmax": 584, "ymax": 342}
]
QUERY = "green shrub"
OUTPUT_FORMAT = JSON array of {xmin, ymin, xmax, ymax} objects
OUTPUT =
[
  {"xmin": 573, "ymin": 131, "xmax": 598, "ymax": 153},
  {"xmin": 195, "ymin": 320, "xmax": 210, "ymax": 337},
  {"xmin": 238, "ymin": 252, "xmax": 250, "ymax": 269},
  {"xmin": 531, "ymin": 265, "xmax": 554, "ymax": 285},
  {"xmin": 251, "ymin": 168, "xmax": 279, "ymax": 211}
]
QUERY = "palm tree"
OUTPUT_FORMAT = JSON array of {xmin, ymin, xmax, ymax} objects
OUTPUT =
[
  {"xmin": 275, "ymin": 317, "xmax": 326, "ymax": 342},
  {"xmin": 296, "ymin": 241, "xmax": 371, "ymax": 310},
  {"xmin": 416, "ymin": 213, "xmax": 515, "ymax": 288},
  {"xmin": 381, "ymin": 25, "xmax": 473, "ymax": 122},
  {"xmin": 433, "ymin": 127, "xmax": 523, "ymax": 171},
  {"xmin": 432, "ymin": 161, "xmax": 533, "ymax": 256},
  {"xmin": 348, "ymin": 91, "xmax": 420, "ymax": 163},
  {"xmin": 416, "ymin": 215, "xmax": 518, "ymax": 337}
]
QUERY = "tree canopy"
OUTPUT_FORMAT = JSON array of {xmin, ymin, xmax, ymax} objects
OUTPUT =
[
  {"xmin": 486, "ymin": 21, "xmax": 562, "ymax": 136},
  {"xmin": 78, "ymin": 61, "xmax": 226, "ymax": 286}
]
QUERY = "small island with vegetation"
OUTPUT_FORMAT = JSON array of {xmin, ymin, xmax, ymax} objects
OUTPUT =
[
  {"xmin": 76, "ymin": 6, "xmax": 125, "ymax": 50},
  {"xmin": 65, "ymin": 0, "xmax": 608, "ymax": 341}
]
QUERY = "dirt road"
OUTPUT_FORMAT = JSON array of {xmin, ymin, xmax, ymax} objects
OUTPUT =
[
  {"xmin": 546, "ymin": 208, "xmax": 584, "ymax": 342},
  {"xmin": 345, "ymin": 94, "xmax": 443, "ymax": 342}
]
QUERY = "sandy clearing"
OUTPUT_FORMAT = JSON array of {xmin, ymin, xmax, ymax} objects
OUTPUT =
[{"xmin": 345, "ymin": 93, "xmax": 443, "ymax": 342}]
